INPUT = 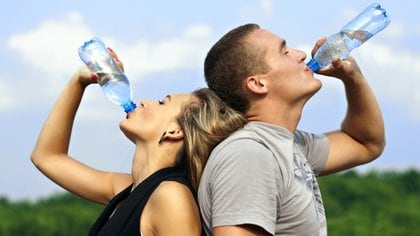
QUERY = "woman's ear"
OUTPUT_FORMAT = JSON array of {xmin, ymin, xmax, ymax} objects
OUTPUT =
[
  {"xmin": 245, "ymin": 75, "xmax": 268, "ymax": 95},
  {"xmin": 163, "ymin": 125, "xmax": 184, "ymax": 142}
]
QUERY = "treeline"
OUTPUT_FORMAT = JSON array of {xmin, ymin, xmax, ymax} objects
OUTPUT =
[
  {"xmin": 1, "ymin": 169, "xmax": 419, "ymax": 235},
  {"xmin": 318, "ymin": 168, "xmax": 420, "ymax": 235},
  {"xmin": 0, "ymin": 193, "xmax": 103, "ymax": 235}
]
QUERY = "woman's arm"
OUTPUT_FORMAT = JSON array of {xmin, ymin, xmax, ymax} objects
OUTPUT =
[{"xmin": 31, "ymin": 66, "xmax": 132, "ymax": 204}]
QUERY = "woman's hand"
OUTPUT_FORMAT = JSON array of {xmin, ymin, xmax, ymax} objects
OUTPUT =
[
  {"xmin": 73, "ymin": 65, "xmax": 98, "ymax": 88},
  {"xmin": 108, "ymin": 47, "xmax": 125, "ymax": 72},
  {"xmin": 73, "ymin": 48, "xmax": 125, "ymax": 88}
]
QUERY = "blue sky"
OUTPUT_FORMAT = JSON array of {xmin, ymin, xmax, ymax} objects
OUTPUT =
[{"xmin": 1, "ymin": 0, "xmax": 419, "ymax": 200}]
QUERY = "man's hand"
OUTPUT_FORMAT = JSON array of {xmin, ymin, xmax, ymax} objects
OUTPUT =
[{"xmin": 310, "ymin": 37, "xmax": 363, "ymax": 82}]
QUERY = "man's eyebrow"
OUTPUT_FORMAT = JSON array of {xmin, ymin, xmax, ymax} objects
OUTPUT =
[{"xmin": 165, "ymin": 95, "xmax": 171, "ymax": 101}]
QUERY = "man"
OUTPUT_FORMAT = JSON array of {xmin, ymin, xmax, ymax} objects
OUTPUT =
[{"xmin": 198, "ymin": 23, "xmax": 385, "ymax": 235}]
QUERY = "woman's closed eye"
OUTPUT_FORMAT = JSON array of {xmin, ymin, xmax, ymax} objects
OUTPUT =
[{"xmin": 158, "ymin": 95, "xmax": 171, "ymax": 105}]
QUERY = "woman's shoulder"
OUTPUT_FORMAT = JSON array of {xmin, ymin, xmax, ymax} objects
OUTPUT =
[
  {"xmin": 150, "ymin": 181, "xmax": 196, "ymax": 209},
  {"xmin": 143, "ymin": 181, "xmax": 201, "ymax": 234}
]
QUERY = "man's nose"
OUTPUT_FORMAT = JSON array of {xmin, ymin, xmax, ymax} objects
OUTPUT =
[{"xmin": 293, "ymin": 49, "xmax": 307, "ymax": 62}]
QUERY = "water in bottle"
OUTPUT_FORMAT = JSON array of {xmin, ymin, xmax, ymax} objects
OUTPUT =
[
  {"xmin": 78, "ymin": 38, "xmax": 136, "ymax": 113},
  {"xmin": 307, "ymin": 3, "xmax": 390, "ymax": 71},
  {"xmin": 96, "ymin": 72, "xmax": 136, "ymax": 113}
]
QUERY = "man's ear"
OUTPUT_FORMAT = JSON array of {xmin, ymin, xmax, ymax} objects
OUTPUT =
[{"xmin": 245, "ymin": 76, "xmax": 268, "ymax": 95}]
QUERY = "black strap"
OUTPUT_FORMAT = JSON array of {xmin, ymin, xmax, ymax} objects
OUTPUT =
[{"xmin": 89, "ymin": 167, "xmax": 195, "ymax": 236}]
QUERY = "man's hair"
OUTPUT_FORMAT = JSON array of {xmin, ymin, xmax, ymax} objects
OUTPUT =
[{"xmin": 204, "ymin": 23, "xmax": 271, "ymax": 114}]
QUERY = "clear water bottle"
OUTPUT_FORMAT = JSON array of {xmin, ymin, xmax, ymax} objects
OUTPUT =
[
  {"xmin": 307, "ymin": 3, "xmax": 391, "ymax": 71},
  {"xmin": 78, "ymin": 37, "xmax": 136, "ymax": 113}
]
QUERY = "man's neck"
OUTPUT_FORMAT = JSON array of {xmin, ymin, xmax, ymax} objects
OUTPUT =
[{"xmin": 246, "ymin": 101, "xmax": 302, "ymax": 133}]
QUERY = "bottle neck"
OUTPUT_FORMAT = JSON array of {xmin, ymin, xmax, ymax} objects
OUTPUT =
[
  {"xmin": 307, "ymin": 59, "xmax": 320, "ymax": 72},
  {"xmin": 122, "ymin": 101, "xmax": 137, "ymax": 113}
]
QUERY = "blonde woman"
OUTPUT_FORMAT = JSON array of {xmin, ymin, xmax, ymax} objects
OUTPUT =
[{"xmin": 31, "ymin": 50, "xmax": 246, "ymax": 236}]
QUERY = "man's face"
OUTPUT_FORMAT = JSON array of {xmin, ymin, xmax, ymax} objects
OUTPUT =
[{"xmin": 248, "ymin": 29, "xmax": 322, "ymax": 105}]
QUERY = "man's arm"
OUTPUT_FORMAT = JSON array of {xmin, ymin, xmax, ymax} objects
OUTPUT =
[
  {"xmin": 318, "ymin": 56, "xmax": 385, "ymax": 175},
  {"xmin": 214, "ymin": 225, "xmax": 271, "ymax": 236}
]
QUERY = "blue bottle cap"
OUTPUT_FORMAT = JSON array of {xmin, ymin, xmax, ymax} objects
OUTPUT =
[
  {"xmin": 307, "ymin": 59, "xmax": 320, "ymax": 72},
  {"xmin": 122, "ymin": 101, "xmax": 137, "ymax": 113}
]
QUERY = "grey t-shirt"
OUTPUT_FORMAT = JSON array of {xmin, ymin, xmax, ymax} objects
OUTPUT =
[{"xmin": 198, "ymin": 122, "xmax": 329, "ymax": 236}]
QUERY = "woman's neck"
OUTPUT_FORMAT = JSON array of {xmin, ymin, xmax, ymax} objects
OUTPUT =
[{"xmin": 130, "ymin": 143, "xmax": 177, "ymax": 189}]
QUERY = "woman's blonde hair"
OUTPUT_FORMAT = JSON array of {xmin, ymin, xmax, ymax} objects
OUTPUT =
[{"xmin": 176, "ymin": 88, "xmax": 247, "ymax": 191}]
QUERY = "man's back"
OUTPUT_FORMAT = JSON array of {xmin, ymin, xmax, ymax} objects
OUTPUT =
[{"xmin": 198, "ymin": 122, "xmax": 329, "ymax": 235}]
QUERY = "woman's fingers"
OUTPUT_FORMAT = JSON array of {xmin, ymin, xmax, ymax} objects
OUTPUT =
[{"xmin": 108, "ymin": 47, "xmax": 125, "ymax": 72}]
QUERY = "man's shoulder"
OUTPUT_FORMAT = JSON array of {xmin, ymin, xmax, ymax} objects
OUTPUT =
[
  {"xmin": 207, "ymin": 124, "xmax": 275, "ymax": 169},
  {"xmin": 213, "ymin": 123, "xmax": 266, "ymax": 151}
]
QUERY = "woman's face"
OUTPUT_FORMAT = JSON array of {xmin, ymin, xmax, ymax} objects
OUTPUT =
[{"xmin": 120, "ymin": 93, "xmax": 194, "ymax": 144}]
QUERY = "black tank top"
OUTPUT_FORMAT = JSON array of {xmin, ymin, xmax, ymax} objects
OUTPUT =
[{"xmin": 88, "ymin": 167, "xmax": 202, "ymax": 236}]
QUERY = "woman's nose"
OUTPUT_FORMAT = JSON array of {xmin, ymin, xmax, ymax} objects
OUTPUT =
[{"xmin": 139, "ymin": 99, "xmax": 153, "ymax": 107}]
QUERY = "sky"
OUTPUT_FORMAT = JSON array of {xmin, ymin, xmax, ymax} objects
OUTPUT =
[{"xmin": 1, "ymin": 0, "xmax": 419, "ymax": 200}]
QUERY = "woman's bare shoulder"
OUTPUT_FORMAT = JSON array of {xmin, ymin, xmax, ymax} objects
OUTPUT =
[{"xmin": 143, "ymin": 181, "xmax": 201, "ymax": 235}]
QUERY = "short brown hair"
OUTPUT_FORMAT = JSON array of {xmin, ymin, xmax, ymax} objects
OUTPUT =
[{"xmin": 204, "ymin": 23, "xmax": 270, "ymax": 114}]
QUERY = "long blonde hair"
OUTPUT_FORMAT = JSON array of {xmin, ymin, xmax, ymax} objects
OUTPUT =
[{"xmin": 176, "ymin": 88, "xmax": 247, "ymax": 190}]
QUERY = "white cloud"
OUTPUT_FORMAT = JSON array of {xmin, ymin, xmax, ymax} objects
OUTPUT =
[
  {"xmin": 6, "ymin": 12, "xmax": 214, "ymax": 117},
  {"xmin": 116, "ymin": 24, "xmax": 213, "ymax": 80},
  {"xmin": 8, "ymin": 11, "xmax": 93, "ymax": 81},
  {"xmin": 355, "ymin": 42, "xmax": 420, "ymax": 119},
  {"xmin": 8, "ymin": 12, "xmax": 213, "ymax": 83},
  {"xmin": 382, "ymin": 21, "xmax": 405, "ymax": 39},
  {"xmin": 6, "ymin": 11, "xmax": 97, "ymax": 113}
]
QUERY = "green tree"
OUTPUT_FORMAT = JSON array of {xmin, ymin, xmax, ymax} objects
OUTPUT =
[
  {"xmin": 319, "ymin": 169, "xmax": 420, "ymax": 236},
  {"xmin": 0, "ymin": 193, "xmax": 103, "ymax": 236}
]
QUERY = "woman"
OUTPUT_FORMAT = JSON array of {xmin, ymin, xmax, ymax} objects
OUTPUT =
[{"xmin": 31, "ymin": 50, "xmax": 246, "ymax": 235}]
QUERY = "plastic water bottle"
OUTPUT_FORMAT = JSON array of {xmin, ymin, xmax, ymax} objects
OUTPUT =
[
  {"xmin": 78, "ymin": 37, "xmax": 136, "ymax": 113},
  {"xmin": 307, "ymin": 3, "xmax": 391, "ymax": 71}
]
